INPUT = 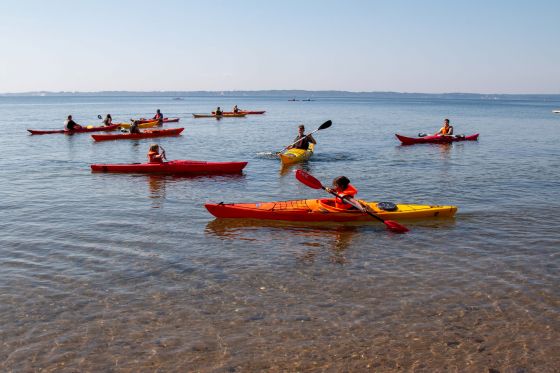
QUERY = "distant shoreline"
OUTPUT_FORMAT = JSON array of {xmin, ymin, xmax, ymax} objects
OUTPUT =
[{"xmin": 1, "ymin": 90, "xmax": 559, "ymax": 100}]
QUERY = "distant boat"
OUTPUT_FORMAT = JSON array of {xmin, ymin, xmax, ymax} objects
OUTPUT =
[
  {"xmin": 302, "ymin": 98, "xmax": 315, "ymax": 101},
  {"xmin": 553, "ymin": 110, "xmax": 560, "ymax": 114},
  {"xmin": 172, "ymin": 97, "xmax": 184, "ymax": 101},
  {"xmin": 288, "ymin": 98, "xmax": 298, "ymax": 101}
]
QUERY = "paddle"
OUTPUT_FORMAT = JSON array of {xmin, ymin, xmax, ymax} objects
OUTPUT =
[
  {"xmin": 277, "ymin": 120, "xmax": 332, "ymax": 154},
  {"xmin": 295, "ymin": 170, "xmax": 409, "ymax": 233},
  {"xmin": 159, "ymin": 145, "xmax": 167, "ymax": 161}
]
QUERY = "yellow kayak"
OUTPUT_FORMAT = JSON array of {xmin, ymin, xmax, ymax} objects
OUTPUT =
[
  {"xmin": 118, "ymin": 120, "xmax": 159, "ymax": 129},
  {"xmin": 280, "ymin": 143, "xmax": 314, "ymax": 165},
  {"xmin": 206, "ymin": 198, "xmax": 457, "ymax": 222}
]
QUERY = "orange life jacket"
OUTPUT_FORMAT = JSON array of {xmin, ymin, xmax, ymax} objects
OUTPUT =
[
  {"xmin": 334, "ymin": 184, "xmax": 358, "ymax": 209},
  {"xmin": 148, "ymin": 151, "xmax": 163, "ymax": 163}
]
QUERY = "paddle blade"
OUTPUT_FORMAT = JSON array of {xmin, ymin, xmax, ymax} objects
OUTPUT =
[
  {"xmin": 295, "ymin": 170, "xmax": 323, "ymax": 189},
  {"xmin": 318, "ymin": 120, "xmax": 332, "ymax": 130},
  {"xmin": 383, "ymin": 220, "xmax": 409, "ymax": 233},
  {"xmin": 97, "ymin": 115, "xmax": 102, "ymax": 119}
]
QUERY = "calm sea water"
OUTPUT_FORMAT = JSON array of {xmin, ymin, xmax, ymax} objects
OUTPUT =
[{"xmin": 0, "ymin": 95, "xmax": 559, "ymax": 371}]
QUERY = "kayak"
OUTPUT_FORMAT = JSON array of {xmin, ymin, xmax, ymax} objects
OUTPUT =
[
  {"xmin": 205, "ymin": 198, "xmax": 457, "ymax": 222},
  {"xmin": 28, "ymin": 124, "xmax": 120, "ymax": 135},
  {"xmin": 553, "ymin": 110, "xmax": 560, "ymax": 114},
  {"xmin": 91, "ymin": 128, "xmax": 184, "ymax": 141},
  {"xmin": 395, "ymin": 133, "xmax": 479, "ymax": 145},
  {"xmin": 280, "ymin": 143, "xmax": 314, "ymax": 165},
  {"xmin": 212, "ymin": 110, "xmax": 266, "ymax": 115},
  {"xmin": 135, "ymin": 117, "xmax": 180, "ymax": 124},
  {"xmin": 192, "ymin": 113, "xmax": 247, "ymax": 118},
  {"xmin": 118, "ymin": 120, "xmax": 159, "ymax": 129},
  {"xmin": 91, "ymin": 160, "xmax": 247, "ymax": 174}
]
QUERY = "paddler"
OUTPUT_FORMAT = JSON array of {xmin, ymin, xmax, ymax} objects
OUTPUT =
[
  {"xmin": 129, "ymin": 120, "xmax": 141, "ymax": 134},
  {"xmin": 65, "ymin": 115, "xmax": 82, "ymax": 131},
  {"xmin": 215, "ymin": 107, "xmax": 223, "ymax": 116},
  {"xmin": 434, "ymin": 119, "xmax": 454, "ymax": 136},
  {"xmin": 147, "ymin": 144, "xmax": 165, "ymax": 163},
  {"xmin": 325, "ymin": 176, "xmax": 358, "ymax": 210},
  {"xmin": 289, "ymin": 124, "xmax": 317, "ymax": 150},
  {"xmin": 153, "ymin": 109, "xmax": 164, "ymax": 125},
  {"xmin": 103, "ymin": 114, "xmax": 113, "ymax": 126},
  {"xmin": 232, "ymin": 105, "xmax": 239, "ymax": 114}
]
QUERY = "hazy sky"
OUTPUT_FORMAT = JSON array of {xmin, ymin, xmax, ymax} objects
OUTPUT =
[{"xmin": 1, "ymin": 0, "xmax": 558, "ymax": 93}]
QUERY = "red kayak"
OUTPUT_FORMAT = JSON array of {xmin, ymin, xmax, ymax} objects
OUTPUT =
[
  {"xmin": 395, "ymin": 133, "xmax": 479, "ymax": 145},
  {"xmin": 91, "ymin": 128, "xmax": 184, "ymax": 141},
  {"xmin": 91, "ymin": 160, "xmax": 247, "ymax": 174},
  {"xmin": 211, "ymin": 110, "xmax": 266, "ymax": 115},
  {"xmin": 28, "ymin": 124, "xmax": 120, "ymax": 135},
  {"xmin": 136, "ymin": 117, "xmax": 180, "ymax": 124}
]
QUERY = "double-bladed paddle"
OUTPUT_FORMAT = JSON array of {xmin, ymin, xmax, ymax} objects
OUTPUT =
[
  {"xmin": 295, "ymin": 170, "xmax": 409, "ymax": 233},
  {"xmin": 277, "ymin": 120, "xmax": 332, "ymax": 154}
]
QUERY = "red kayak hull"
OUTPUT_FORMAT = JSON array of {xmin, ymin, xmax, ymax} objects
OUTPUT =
[
  {"xmin": 136, "ymin": 117, "xmax": 180, "ymax": 124},
  {"xmin": 395, "ymin": 133, "xmax": 479, "ymax": 145},
  {"xmin": 212, "ymin": 111, "xmax": 266, "ymax": 115},
  {"xmin": 28, "ymin": 124, "xmax": 120, "ymax": 135},
  {"xmin": 91, "ymin": 128, "xmax": 184, "ymax": 141},
  {"xmin": 91, "ymin": 160, "xmax": 247, "ymax": 174}
]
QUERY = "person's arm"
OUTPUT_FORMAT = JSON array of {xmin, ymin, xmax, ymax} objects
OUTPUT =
[
  {"xmin": 307, "ymin": 134, "xmax": 317, "ymax": 144},
  {"xmin": 447, "ymin": 126, "xmax": 454, "ymax": 135}
]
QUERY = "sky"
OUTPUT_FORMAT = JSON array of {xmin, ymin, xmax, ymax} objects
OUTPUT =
[{"xmin": 0, "ymin": 0, "xmax": 558, "ymax": 94}]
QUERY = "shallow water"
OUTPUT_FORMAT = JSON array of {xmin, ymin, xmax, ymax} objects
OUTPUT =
[{"xmin": 0, "ymin": 95, "xmax": 559, "ymax": 371}]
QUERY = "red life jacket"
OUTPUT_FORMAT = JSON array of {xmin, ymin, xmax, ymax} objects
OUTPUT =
[{"xmin": 334, "ymin": 184, "xmax": 358, "ymax": 209}]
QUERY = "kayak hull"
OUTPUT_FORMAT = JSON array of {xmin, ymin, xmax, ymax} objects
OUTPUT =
[
  {"xmin": 212, "ymin": 111, "xmax": 266, "ymax": 115},
  {"xmin": 205, "ymin": 198, "xmax": 457, "ymax": 222},
  {"xmin": 280, "ymin": 143, "xmax": 314, "ymax": 165},
  {"xmin": 91, "ymin": 160, "xmax": 247, "ymax": 174},
  {"xmin": 136, "ymin": 117, "xmax": 180, "ymax": 124},
  {"xmin": 193, "ymin": 113, "xmax": 247, "ymax": 118},
  {"xmin": 28, "ymin": 124, "xmax": 120, "ymax": 135},
  {"xmin": 91, "ymin": 128, "xmax": 184, "ymax": 141},
  {"xmin": 119, "ymin": 120, "xmax": 159, "ymax": 129},
  {"xmin": 396, "ymin": 133, "xmax": 479, "ymax": 145}
]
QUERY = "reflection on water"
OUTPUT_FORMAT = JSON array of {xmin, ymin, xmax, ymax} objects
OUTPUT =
[
  {"xmin": 279, "ymin": 162, "xmax": 313, "ymax": 177},
  {"xmin": 205, "ymin": 219, "xmax": 359, "ymax": 264}
]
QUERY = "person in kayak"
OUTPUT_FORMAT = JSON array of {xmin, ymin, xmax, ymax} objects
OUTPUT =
[
  {"xmin": 232, "ymin": 105, "xmax": 239, "ymax": 114},
  {"xmin": 326, "ymin": 176, "xmax": 359, "ymax": 210},
  {"xmin": 153, "ymin": 109, "xmax": 163, "ymax": 120},
  {"xmin": 435, "ymin": 119, "xmax": 454, "ymax": 136},
  {"xmin": 103, "ymin": 114, "xmax": 113, "ymax": 126},
  {"xmin": 290, "ymin": 124, "xmax": 317, "ymax": 150},
  {"xmin": 215, "ymin": 107, "xmax": 223, "ymax": 116},
  {"xmin": 147, "ymin": 144, "xmax": 165, "ymax": 163},
  {"xmin": 153, "ymin": 109, "xmax": 164, "ymax": 125},
  {"xmin": 129, "ymin": 120, "xmax": 141, "ymax": 134},
  {"xmin": 65, "ymin": 115, "xmax": 82, "ymax": 131}
]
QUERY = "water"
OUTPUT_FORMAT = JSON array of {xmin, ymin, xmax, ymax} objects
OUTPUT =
[{"xmin": 1, "ymin": 95, "xmax": 559, "ymax": 371}]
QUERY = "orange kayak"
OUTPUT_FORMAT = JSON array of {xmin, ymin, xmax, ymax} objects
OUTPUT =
[{"xmin": 205, "ymin": 198, "xmax": 457, "ymax": 222}]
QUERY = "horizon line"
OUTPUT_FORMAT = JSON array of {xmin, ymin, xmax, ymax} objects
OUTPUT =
[{"xmin": 1, "ymin": 89, "xmax": 560, "ymax": 96}]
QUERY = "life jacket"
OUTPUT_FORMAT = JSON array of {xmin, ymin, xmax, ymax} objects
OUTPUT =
[
  {"xmin": 293, "ymin": 134, "xmax": 310, "ymax": 150},
  {"xmin": 148, "ymin": 151, "xmax": 163, "ymax": 163},
  {"xmin": 440, "ymin": 125, "xmax": 452, "ymax": 135},
  {"xmin": 334, "ymin": 184, "xmax": 358, "ymax": 209}
]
